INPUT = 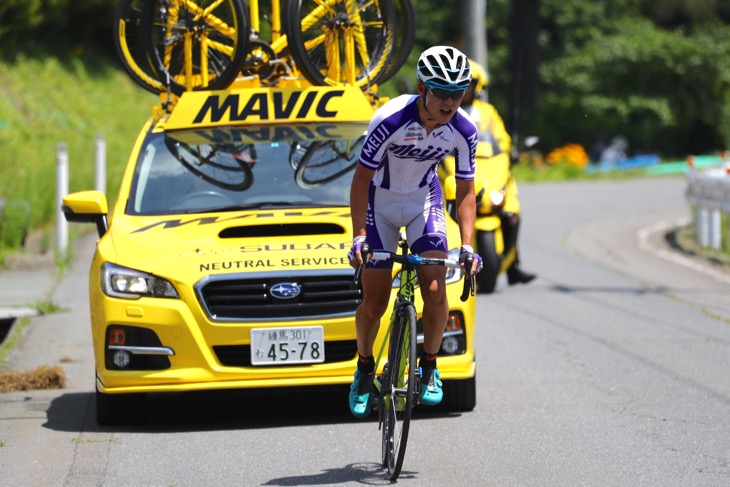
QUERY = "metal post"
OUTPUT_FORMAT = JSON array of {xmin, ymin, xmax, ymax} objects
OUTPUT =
[
  {"xmin": 95, "ymin": 132, "xmax": 106, "ymax": 194},
  {"xmin": 56, "ymin": 142, "xmax": 69, "ymax": 260},
  {"xmin": 709, "ymin": 209, "xmax": 722, "ymax": 249},
  {"xmin": 463, "ymin": 0, "xmax": 487, "ymax": 70}
]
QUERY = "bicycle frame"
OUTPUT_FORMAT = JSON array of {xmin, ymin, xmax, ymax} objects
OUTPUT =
[
  {"xmin": 353, "ymin": 240, "xmax": 473, "ymax": 480},
  {"xmin": 247, "ymin": 0, "xmax": 370, "ymax": 85},
  {"xmin": 372, "ymin": 259, "xmax": 418, "ymax": 401}
]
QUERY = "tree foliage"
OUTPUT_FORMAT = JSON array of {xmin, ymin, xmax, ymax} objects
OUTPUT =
[
  {"xmin": 1, "ymin": 0, "xmax": 729, "ymax": 158},
  {"xmin": 0, "ymin": 0, "xmax": 114, "ymax": 56},
  {"xmin": 482, "ymin": 0, "xmax": 730, "ymax": 157}
]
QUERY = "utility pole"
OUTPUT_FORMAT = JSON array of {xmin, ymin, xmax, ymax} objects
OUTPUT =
[{"xmin": 463, "ymin": 0, "xmax": 487, "ymax": 70}]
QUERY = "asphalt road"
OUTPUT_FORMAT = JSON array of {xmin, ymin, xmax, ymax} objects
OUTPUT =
[{"xmin": 1, "ymin": 176, "xmax": 729, "ymax": 486}]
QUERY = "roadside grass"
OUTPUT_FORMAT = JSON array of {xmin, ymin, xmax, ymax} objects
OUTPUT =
[
  {"xmin": 668, "ymin": 224, "xmax": 730, "ymax": 270},
  {"xmin": 0, "ymin": 48, "xmax": 155, "ymax": 258}
]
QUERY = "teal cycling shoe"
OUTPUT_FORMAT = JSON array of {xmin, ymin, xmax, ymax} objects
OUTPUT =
[
  {"xmin": 419, "ymin": 367, "xmax": 443, "ymax": 406},
  {"xmin": 349, "ymin": 369, "xmax": 374, "ymax": 418}
]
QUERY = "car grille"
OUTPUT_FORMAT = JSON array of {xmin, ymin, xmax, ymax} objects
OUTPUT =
[
  {"xmin": 213, "ymin": 340, "xmax": 358, "ymax": 367},
  {"xmin": 197, "ymin": 270, "xmax": 362, "ymax": 321}
]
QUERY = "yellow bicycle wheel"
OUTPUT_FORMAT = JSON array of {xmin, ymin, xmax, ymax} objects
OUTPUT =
[
  {"xmin": 285, "ymin": 0, "xmax": 399, "ymax": 88},
  {"xmin": 114, "ymin": 0, "xmax": 165, "ymax": 93},
  {"xmin": 144, "ymin": 0, "xmax": 249, "ymax": 96}
]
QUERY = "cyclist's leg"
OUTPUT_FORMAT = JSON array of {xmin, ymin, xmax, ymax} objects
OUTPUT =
[
  {"xmin": 349, "ymin": 185, "xmax": 399, "ymax": 417},
  {"xmin": 407, "ymin": 179, "xmax": 449, "ymax": 358},
  {"xmin": 356, "ymin": 184, "xmax": 402, "ymax": 358},
  {"xmin": 406, "ymin": 180, "xmax": 449, "ymax": 405}
]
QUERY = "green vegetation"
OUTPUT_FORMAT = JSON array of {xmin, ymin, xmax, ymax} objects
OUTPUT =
[
  {"xmin": 0, "ymin": 316, "xmax": 30, "ymax": 365},
  {"xmin": 0, "ymin": 301, "xmax": 64, "ymax": 367},
  {"xmin": 0, "ymin": 49, "xmax": 156, "ymax": 257},
  {"xmin": 1, "ymin": 0, "xmax": 730, "ymax": 258}
]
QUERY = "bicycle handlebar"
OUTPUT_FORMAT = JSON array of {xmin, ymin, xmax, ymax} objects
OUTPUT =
[{"xmin": 353, "ymin": 243, "xmax": 475, "ymax": 301}]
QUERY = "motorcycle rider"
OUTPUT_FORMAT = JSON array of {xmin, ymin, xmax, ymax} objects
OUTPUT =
[{"xmin": 461, "ymin": 60, "xmax": 536, "ymax": 286}]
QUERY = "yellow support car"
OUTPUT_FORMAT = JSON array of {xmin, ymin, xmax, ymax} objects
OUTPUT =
[{"xmin": 63, "ymin": 86, "xmax": 477, "ymax": 425}]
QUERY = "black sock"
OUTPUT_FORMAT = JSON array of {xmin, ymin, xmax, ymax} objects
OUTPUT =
[
  {"xmin": 419, "ymin": 354, "xmax": 437, "ymax": 370},
  {"xmin": 357, "ymin": 354, "xmax": 375, "ymax": 375}
]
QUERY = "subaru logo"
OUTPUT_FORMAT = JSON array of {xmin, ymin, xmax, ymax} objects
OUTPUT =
[{"xmin": 270, "ymin": 282, "xmax": 301, "ymax": 300}]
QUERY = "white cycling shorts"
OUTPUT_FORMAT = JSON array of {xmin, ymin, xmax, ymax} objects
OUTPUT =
[{"xmin": 365, "ymin": 177, "xmax": 448, "ymax": 269}]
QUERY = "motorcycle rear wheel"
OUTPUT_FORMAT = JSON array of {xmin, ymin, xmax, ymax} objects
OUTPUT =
[{"xmin": 476, "ymin": 230, "xmax": 501, "ymax": 293}]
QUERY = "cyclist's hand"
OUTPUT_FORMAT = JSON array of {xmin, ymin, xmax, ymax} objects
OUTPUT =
[
  {"xmin": 459, "ymin": 245, "xmax": 483, "ymax": 274},
  {"xmin": 348, "ymin": 236, "xmax": 367, "ymax": 268}
]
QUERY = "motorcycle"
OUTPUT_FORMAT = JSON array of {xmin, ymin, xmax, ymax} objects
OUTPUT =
[{"xmin": 439, "ymin": 139, "xmax": 527, "ymax": 294}]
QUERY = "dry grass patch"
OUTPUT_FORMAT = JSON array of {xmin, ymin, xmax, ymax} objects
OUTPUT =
[{"xmin": 0, "ymin": 365, "xmax": 66, "ymax": 392}]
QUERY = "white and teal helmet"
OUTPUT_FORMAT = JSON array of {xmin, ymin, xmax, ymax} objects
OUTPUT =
[{"xmin": 417, "ymin": 46, "xmax": 472, "ymax": 91}]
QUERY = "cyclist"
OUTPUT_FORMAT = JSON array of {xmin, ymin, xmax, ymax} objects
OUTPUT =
[
  {"xmin": 461, "ymin": 60, "xmax": 536, "ymax": 286},
  {"xmin": 347, "ymin": 46, "xmax": 483, "ymax": 418}
]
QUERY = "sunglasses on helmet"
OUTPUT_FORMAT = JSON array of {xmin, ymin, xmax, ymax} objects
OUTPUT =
[{"xmin": 428, "ymin": 87, "xmax": 467, "ymax": 101}]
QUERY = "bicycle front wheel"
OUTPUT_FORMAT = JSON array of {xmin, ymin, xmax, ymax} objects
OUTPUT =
[
  {"xmin": 381, "ymin": 302, "xmax": 417, "ymax": 481},
  {"xmin": 144, "ymin": 0, "xmax": 249, "ymax": 96},
  {"xmin": 285, "ymin": 0, "xmax": 397, "ymax": 88}
]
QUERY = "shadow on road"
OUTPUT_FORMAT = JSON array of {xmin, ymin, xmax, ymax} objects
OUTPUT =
[
  {"xmin": 44, "ymin": 385, "xmax": 461, "ymax": 434},
  {"xmin": 262, "ymin": 462, "xmax": 418, "ymax": 486}
]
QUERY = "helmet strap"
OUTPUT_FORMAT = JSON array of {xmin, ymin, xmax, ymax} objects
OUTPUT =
[{"xmin": 419, "ymin": 86, "xmax": 438, "ymax": 122}]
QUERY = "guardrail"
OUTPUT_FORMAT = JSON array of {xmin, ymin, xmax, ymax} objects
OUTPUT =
[{"xmin": 685, "ymin": 163, "xmax": 730, "ymax": 249}]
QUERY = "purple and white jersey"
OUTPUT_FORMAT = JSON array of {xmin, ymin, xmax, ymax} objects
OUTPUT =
[{"xmin": 358, "ymin": 94, "xmax": 478, "ymax": 193}]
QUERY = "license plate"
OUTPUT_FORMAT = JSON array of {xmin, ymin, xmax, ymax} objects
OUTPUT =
[{"xmin": 250, "ymin": 326, "xmax": 325, "ymax": 366}]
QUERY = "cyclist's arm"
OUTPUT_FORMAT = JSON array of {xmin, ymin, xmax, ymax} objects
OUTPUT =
[
  {"xmin": 455, "ymin": 178, "xmax": 476, "ymax": 248},
  {"xmin": 350, "ymin": 163, "xmax": 375, "ymax": 245}
]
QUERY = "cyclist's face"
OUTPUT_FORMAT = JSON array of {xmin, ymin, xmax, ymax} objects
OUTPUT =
[{"xmin": 418, "ymin": 82, "xmax": 463, "ymax": 125}]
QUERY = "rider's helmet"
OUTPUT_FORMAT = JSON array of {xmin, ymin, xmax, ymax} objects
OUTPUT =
[{"xmin": 417, "ymin": 46, "xmax": 472, "ymax": 91}]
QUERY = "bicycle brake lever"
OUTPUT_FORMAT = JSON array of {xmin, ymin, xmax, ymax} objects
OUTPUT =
[
  {"xmin": 460, "ymin": 255, "xmax": 475, "ymax": 302},
  {"xmin": 354, "ymin": 264, "xmax": 363, "ymax": 287},
  {"xmin": 353, "ymin": 243, "xmax": 371, "ymax": 287}
]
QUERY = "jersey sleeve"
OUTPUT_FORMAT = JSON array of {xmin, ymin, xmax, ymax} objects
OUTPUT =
[
  {"xmin": 452, "ymin": 110, "xmax": 478, "ymax": 181},
  {"xmin": 358, "ymin": 95, "xmax": 415, "ymax": 170}
]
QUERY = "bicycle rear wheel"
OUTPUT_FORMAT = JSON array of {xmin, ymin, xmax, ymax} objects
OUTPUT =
[
  {"xmin": 285, "ymin": 0, "xmax": 397, "ymax": 88},
  {"xmin": 292, "ymin": 137, "xmax": 364, "ymax": 188},
  {"xmin": 381, "ymin": 302, "xmax": 417, "ymax": 481},
  {"xmin": 114, "ymin": 0, "xmax": 165, "ymax": 93},
  {"xmin": 144, "ymin": 0, "xmax": 249, "ymax": 96},
  {"xmin": 374, "ymin": 0, "xmax": 415, "ymax": 84}
]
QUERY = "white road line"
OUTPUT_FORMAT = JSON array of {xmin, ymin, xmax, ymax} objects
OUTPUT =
[{"xmin": 637, "ymin": 217, "xmax": 730, "ymax": 284}]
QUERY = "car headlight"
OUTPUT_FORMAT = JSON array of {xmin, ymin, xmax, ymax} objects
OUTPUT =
[
  {"xmin": 391, "ymin": 248, "xmax": 463, "ymax": 288},
  {"xmin": 101, "ymin": 263, "xmax": 179, "ymax": 299}
]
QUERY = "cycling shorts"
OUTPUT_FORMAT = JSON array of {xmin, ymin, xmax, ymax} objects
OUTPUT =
[{"xmin": 364, "ymin": 177, "xmax": 448, "ymax": 269}]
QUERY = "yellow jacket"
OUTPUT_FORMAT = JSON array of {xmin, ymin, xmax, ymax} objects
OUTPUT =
[
  {"xmin": 463, "ymin": 99, "xmax": 511, "ymax": 156},
  {"xmin": 462, "ymin": 99, "xmax": 520, "ymax": 215}
]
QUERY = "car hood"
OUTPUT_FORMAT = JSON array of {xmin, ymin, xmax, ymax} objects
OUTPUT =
[{"xmin": 108, "ymin": 208, "xmax": 353, "ymax": 279}]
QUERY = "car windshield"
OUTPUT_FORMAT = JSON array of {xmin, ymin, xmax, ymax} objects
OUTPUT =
[{"xmin": 127, "ymin": 123, "xmax": 367, "ymax": 215}]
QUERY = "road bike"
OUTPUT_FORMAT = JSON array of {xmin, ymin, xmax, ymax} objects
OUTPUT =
[
  {"xmin": 354, "ymin": 240, "xmax": 475, "ymax": 480},
  {"xmin": 114, "ymin": 0, "xmax": 415, "ymax": 96}
]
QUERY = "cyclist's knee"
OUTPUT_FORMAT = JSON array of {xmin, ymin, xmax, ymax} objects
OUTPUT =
[
  {"xmin": 360, "ymin": 294, "xmax": 390, "ymax": 321},
  {"xmin": 420, "ymin": 279, "xmax": 448, "ymax": 307},
  {"xmin": 360, "ymin": 270, "xmax": 392, "ymax": 319}
]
